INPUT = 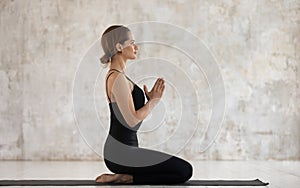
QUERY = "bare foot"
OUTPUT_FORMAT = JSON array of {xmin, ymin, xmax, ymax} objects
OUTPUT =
[
  {"xmin": 114, "ymin": 174, "xmax": 133, "ymax": 184},
  {"xmin": 95, "ymin": 173, "xmax": 133, "ymax": 184},
  {"xmin": 95, "ymin": 173, "xmax": 114, "ymax": 183}
]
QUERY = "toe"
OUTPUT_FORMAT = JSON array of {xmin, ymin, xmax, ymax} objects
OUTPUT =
[{"xmin": 95, "ymin": 174, "xmax": 107, "ymax": 182}]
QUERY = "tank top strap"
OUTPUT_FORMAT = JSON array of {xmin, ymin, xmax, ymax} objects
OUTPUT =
[
  {"xmin": 105, "ymin": 69, "xmax": 123, "ymax": 103},
  {"xmin": 125, "ymin": 75, "xmax": 135, "ymax": 85},
  {"xmin": 105, "ymin": 69, "xmax": 135, "ymax": 102},
  {"xmin": 109, "ymin": 68, "xmax": 123, "ymax": 73}
]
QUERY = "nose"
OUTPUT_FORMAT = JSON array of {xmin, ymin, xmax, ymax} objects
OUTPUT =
[{"xmin": 134, "ymin": 44, "xmax": 138, "ymax": 50}]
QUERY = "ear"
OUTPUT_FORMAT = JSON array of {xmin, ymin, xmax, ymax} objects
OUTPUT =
[{"xmin": 115, "ymin": 43, "xmax": 123, "ymax": 52}]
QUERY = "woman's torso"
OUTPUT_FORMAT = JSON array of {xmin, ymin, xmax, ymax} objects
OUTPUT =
[{"xmin": 105, "ymin": 70, "xmax": 145, "ymax": 147}]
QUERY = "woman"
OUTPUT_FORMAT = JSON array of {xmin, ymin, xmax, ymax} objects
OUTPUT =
[{"xmin": 96, "ymin": 25, "xmax": 193, "ymax": 184}]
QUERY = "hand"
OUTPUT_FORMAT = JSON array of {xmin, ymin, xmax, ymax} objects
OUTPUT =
[{"xmin": 143, "ymin": 78, "xmax": 165, "ymax": 101}]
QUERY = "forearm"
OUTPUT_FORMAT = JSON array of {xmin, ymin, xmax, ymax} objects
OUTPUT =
[{"xmin": 135, "ymin": 99, "xmax": 159, "ymax": 121}]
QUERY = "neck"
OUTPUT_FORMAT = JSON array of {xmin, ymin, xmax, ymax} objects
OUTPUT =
[{"xmin": 110, "ymin": 54, "xmax": 126, "ymax": 72}]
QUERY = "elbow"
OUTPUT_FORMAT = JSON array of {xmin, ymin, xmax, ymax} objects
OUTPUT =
[
  {"xmin": 127, "ymin": 115, "xmax": 142, "ymax": 128},
  {"xmin": 124, "ymin": 112, "xmax": 143, "ymax": 128},
  {"xmin": 127, "ymin": 121, "xmax": 141, "ymax": 128}
]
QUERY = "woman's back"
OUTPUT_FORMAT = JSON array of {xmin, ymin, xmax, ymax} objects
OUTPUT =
[{"xmin": 105, "ymin": 69, "xmax": 145, "ymax": 147}]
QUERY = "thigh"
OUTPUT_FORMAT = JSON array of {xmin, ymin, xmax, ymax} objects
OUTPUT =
[
  {"xmin": 104, "ymin": 146, "xmax": 191, "ymax": 175},
  {"xmin": 132, "ymin": 147, "xmax": 192, "ymax": 176},
  {"xmin": 104, "ymin": 136, "xmax": 173, "ymax": 168}
]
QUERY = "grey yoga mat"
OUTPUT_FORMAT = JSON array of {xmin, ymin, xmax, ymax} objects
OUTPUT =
[{"xmin": 0, "ymin": 179, "xmax": 269, "ymax": 186}]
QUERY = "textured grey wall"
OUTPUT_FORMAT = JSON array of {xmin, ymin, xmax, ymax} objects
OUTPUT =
[{"xmin": 0, "ymin": 0, "xmax": 299, "ymax": 160}]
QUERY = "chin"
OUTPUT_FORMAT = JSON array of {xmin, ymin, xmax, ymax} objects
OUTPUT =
[{"xmin": 129, "ymin": 55, "xmax": 137, "ymax": 60}]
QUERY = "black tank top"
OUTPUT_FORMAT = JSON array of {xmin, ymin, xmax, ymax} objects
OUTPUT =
[{"xmin": 106, "ymin": 69, "xmax": 145, "ymax": 147}]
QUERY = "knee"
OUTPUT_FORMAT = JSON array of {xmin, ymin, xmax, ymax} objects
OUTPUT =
[
  {"xmin": 178, "ymin": 161, "xmax": 193, "ymax": 183},
  {"xmin": 185, "ymin": 162, "xmax": 193, "ymax": 181}
]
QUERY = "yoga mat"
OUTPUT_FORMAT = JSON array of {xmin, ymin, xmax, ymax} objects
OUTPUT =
[{"xmin": 0, "ymin": 179, "xmax": 269, "ymax": 186}]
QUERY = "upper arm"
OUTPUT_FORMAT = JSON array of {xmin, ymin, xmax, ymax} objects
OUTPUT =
[{"xmin": 108, "ymin": 72, "xmax": 142, "ymax": 127}]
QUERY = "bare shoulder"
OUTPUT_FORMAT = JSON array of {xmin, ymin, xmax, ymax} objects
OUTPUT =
[
  {"xmin": 106, "ymin": 71, "xmax": 133, "ymax": 91},
  {"xmin": 106, "ymin": 71, "xmax": 121, "ymax": 89},
  {"xmin": 106, "ymin": 71, "xmax": 120, "ymax": 82}
]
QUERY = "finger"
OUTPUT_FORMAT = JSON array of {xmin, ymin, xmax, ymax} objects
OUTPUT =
[
  {"xmin": 158, "ymin": 83, "xmax": 164, "ymax": 92},
  {"xmin": 156, "ymin": 78, "xmax": 164, "ymax": 89},
  {"xmin": 162, "ymin": 84, "xmax": 165, "ymax": 92},
  {"xmin": 159, "ymin": 78, "xmax": 164, "ymax": 84},
  {"xmin": 158, "ymin": 82, "xmax": 163, "ymax": 90},
  {"xmin": 159, "ymin": 85, "xmax": 165, "ymax": 97},
  {"xmin": 159, "ymin": 80, "xmax": 164, "ymax": 87},
  {"xmin": 153, "ymin": 82, "xmax": 158, "ymax": 92},
  {"xmin": 154, "ymin": 78, "xmax": 161, "ymax": 91},
  {"xmin": 158, "ymin": 80, "xmax": 164, "ymax": 91},
  {"xmin": 154, "ymin": 78, "xmax": 161, "ymax": 86},
  {"xmin": 143, "ymin": 85, "xmax": 148, "ymax": 93}
]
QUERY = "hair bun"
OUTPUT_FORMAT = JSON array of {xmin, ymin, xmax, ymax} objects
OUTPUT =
[{"xmin": 100, "ymin": 54, "xmax": 111, "ymax": 64}]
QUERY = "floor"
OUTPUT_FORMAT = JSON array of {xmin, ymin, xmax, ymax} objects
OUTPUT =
[{"xmin": 0, "ymin": 161, "xmax": 299, "ymax": 188}]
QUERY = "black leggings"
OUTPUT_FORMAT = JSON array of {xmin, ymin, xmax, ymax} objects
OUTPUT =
[{"xmin": 104, "ymin": 140, "xmax": 193, "ymax": 184}]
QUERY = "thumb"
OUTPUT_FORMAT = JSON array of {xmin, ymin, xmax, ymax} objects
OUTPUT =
[{"xmin": 143, "ymin": 85, "xmax": 149, "ymax": 94}]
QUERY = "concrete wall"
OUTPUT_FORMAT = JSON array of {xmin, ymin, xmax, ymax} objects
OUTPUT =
[{"xmin": 0, "ymin": 0, "xmax": 299, "ymax": 160}]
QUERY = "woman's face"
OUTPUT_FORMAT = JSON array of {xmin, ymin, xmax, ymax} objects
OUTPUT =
[{"xmin": 120, "ymin": 31, "xmax": 138, "ymax": 60}]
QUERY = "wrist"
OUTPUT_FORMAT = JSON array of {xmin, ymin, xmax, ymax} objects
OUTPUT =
[{"xmin": 148, "ymin": 98, "xmax": 159, "ymax": 107}]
